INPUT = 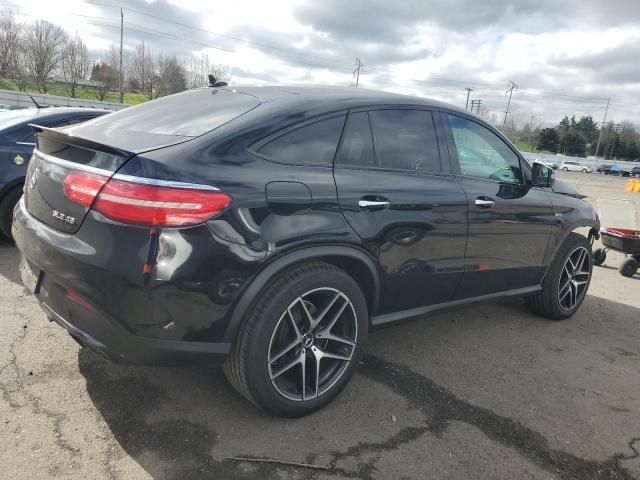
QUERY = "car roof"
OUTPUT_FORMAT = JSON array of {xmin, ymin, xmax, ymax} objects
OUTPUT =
[{"xmin": 221, "ymin": 84, "xmax": 469, "ymax": 114}]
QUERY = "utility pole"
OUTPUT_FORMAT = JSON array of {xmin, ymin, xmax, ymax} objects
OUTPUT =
[
  {"xmin": 503, "ymin": 80, "xmax": 518, "ymax": 127},
  {"xmin": 464, "ymin": 87, "xmax": 473, "ymax": 110},
  {"xmin": 470, "ymin": 99, "xmax": 482, "ymax": 115},
  {"xmin": 528, "ymin": 115, "xmax": 535, "ymax": 151},
  {"xmin": 353, "ymin": 58, "xmax": 364, "ymax": 88},
  {"xmin": 607, "ymin": 123, "xmax": 621, "ymax": 160},
  {"xmin": 593, "ymin": 98, "xmax": 610, "ymax": 160},
  {"xmin": 119, "ymin": 8, "xmax": 124, "ymax": 104}
]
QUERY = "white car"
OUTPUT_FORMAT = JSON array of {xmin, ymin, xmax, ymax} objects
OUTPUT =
[{"xmin": 560, "ymin": 161, "xmax": 592, "ymax": 173}]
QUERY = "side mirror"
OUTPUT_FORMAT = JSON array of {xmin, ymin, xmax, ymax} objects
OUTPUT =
[{"xmin": 531, "ymin": 162, "xmax": 554, "ymax": 188}]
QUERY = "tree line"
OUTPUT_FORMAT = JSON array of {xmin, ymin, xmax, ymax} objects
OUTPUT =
[
  {"xmin": 536, "ymin": 116, "xmax": 640, "ymax": 160},
  {"xmin": 0, "ymin": 9, "xmax": 230, "ymax": 102}
]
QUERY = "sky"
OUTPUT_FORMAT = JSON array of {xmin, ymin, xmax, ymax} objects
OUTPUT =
[{"xmin": 9, "ymin": 0, "xmax": 640, "ymax": 126}]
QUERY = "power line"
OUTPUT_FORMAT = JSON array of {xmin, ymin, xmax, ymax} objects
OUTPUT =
[{"xmin": 79, "ymin": 0, "xmax": 356, "ymax": 68}]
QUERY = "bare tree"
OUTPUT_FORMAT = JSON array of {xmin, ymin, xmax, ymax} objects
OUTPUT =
[
  {"xmin": 25, "ymin": 20, "xmax": 67, "ymax": 93},
  {"xmin": 186, "ymin": 53, "xmax": 231, "ymax": 89},
  {"xmin": 91, "ymin": 45, "xmax": 127, "ymax": 101},
  {"xmin": 129, "ymin": 42, "xmax": 156, "ymax": 100},
  {"xmin": 0, "ymin": 9, "xmax": 20, "ymax": 77},
  {"xmin": 156, "ymin": 55, "xmax": 186, "ymax": 98},
  {"xmin": 90, "ymin": 59, "xmax": 113, "ymax": 101},
  {"xmin": 61, "ymin": 33, "xmax": 90, "ymax": 98},
  {"xmin": 12, "ymin": 34, "xmax": 30, "ymax": 91}
]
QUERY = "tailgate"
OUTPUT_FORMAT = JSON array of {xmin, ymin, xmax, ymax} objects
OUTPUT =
[{"xmin": 24, "ymin": 126, "xmax": 133, "ymax": 234}]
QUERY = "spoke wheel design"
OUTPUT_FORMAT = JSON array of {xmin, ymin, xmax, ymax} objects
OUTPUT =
[
  {"xmin": 267, "ymin": 288, "xmax": 357, "ymax": 402},
  {"xmin": 557, "ymin": 246, "xmax": 591, "ymax": 311}
]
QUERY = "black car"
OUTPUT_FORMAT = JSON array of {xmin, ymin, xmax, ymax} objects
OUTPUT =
[
  {"xmin": 631, "ymin": 166, "xmax": 640, "ymax": 178},
  {"xmin": 0, "ymin": 107, "xmax": 110, "ymax": 239},
  {"xmin": 13, "ymin": 86, "xmax": 599, "ymax": 417}
]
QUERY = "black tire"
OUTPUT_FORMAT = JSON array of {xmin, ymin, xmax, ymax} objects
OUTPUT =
[
  {"xmin": 525, "ymin": 233, "xmax": 592, "ymax": 320},
  {"xmin": 0, "ymin": 186, "xmax": 23, "ymax": 241},
  {"xmin": 223, "ymin": 262, "xmax": 368, "ymax": 417},
  {"xmin": 563, "ymin": 167, "xmax": 568, "ymax": 171},
  {"xmin": 619, "ymin": 258, "xmax": 638, "ymax": 277},
  {"xmin": 592, "ymin": 248, "xmax": 606, "ymax": 266}
]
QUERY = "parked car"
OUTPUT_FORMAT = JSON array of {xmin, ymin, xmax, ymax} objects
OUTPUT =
[
  {"xmin": 600, "ymin": 164, "xmax": 630, "ymax": 176},
  {"xmin": 560, "ymin": 161, "xmax": 592, "ymax": 173},
  {"xmin": 534, "ymin": 158, "xmax": 558, "ymax": 169},
  {"xmin": 630, "ymin": 166, "xmax": 640, "ymax": 178},
  {"xmin": 13, "ymin": 86, "xmax": 599, "ymax": 416},
  {"xmin": 0, "ymin": 107, "xmax": 110, "ymax": 239},
  {"xmin": 596, "ymin": 164, "xmax": 611, "ymax": 173}
]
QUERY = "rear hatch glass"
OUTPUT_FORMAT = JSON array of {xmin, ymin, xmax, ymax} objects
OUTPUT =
[{"xmin": 66, "ymin": 88, "xmax": 261, "ymax": 153}]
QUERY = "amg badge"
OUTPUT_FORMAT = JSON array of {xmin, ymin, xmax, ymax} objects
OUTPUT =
[{"xmin": 52, "ymin": 210, "xmax": 75, "ymax": 225}]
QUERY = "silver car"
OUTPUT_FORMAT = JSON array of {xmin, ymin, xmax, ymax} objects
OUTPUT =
[{"xmin": 561, "ymin": 161, "xmax": 592, "ymax": 173}]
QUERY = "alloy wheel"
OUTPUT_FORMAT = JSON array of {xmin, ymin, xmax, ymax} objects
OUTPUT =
[
  {"xmin": 557, "ymin": 246, "xmax": 591, "ymax": 311},
  {"xmin": 267, "ymin": 288, "xmax": 357, "ymax": 402}
]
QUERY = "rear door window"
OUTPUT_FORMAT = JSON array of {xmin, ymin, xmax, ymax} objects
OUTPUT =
[
  {"xmin": 256, "ymin": 115, "xmax": 346, "ymax": 166},
  {"xmin": 368, "ymin": 109, "xmax": 442, "ymax": 172},
  {"xmin": 334, "ymin": 112, "xmax": 375, "ymax": 168}
]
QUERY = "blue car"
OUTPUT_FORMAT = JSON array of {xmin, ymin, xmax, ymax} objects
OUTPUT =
[{"xmin": 0, "ymin": 107, "xmax": 110, "ymax": 239}]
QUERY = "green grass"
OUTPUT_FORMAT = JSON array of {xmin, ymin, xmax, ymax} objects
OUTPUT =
[
  {"xmin": 514, "ymin": 140, "xmax": 538, "ymax": 153},
  {"xmin": 0, "ymin": 78, "xmax": 148, "ymax": 105}
]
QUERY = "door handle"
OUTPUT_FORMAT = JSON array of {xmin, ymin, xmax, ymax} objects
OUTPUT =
[
  {"xmin": 358, "ymin": 199, "xmax": 390, "ymax": 210},
  {"xmin": 474, "ymin": 197, "xmax": 495, "ymax": 208}
]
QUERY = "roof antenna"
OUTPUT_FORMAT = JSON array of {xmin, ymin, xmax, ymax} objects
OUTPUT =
[
  {"xmin": 208, "ymin": 74, "xmax": 228, "ymax": 88},
  {"xmin": 27, "ymin": 93, "xmax": 49, "ymax": 109}
]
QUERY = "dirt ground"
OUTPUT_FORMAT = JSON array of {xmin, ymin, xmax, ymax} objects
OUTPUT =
[{"xmin": 1, "ymin": 171, "xmax": 639, "ymax": 480}]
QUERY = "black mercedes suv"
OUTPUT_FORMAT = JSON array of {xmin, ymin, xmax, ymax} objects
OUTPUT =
[{"xmin": 13, "ymin": 86, "xmax": 599, "ymax": 417}]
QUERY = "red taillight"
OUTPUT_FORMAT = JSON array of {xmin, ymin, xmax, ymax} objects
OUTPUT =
[
  {"xmin": 63, "ymin": 171, "xmax": 109, "ymax": 207},
  {"xmin": 63, "ymin": 171, "xmax": 231, "ymax": 227}
]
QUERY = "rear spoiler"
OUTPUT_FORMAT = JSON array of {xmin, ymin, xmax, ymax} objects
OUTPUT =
[{"xmin": 29, "ymin": 123, "xmax": 134, "ymax": 158}]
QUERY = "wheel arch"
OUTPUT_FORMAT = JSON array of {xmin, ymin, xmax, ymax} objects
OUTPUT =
[
  {"xmin": 543, "ymin": 218, "xmax": 599, "ymax": 278},
  {"xmin": 0, "ymin": 179, "xmax": 24, "ymax": 202},
  {"xmin": 222, "ymin": 245, "xmax": 382, "ymax": 342}
]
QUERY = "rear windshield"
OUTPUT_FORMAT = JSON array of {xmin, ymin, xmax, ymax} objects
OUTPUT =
[{"xmin": 86, "ymin": 89, "xmax": 260, "ymax": 137}]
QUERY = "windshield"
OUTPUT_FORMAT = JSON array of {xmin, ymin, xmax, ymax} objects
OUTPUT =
[
  {"xmin": 86, "ymin": 88, "xmax": 261, "ymax": 137},
  {"xmin": 0, "ymin": 109, "xmax": 37, "ymax": 131}
]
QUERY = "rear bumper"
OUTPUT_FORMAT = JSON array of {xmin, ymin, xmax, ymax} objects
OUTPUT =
[
  {"xmin": 39, "ymin": 298, "xmax": 230, "ymax": 366},
  {"xmin": 14, "ymin": 199, "xmax": 233, "ymax": 366}
]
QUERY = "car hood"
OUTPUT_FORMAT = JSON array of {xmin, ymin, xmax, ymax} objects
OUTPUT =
[{"xmin": 551, "ymin": 178, "xmax": 587, "ymax": 199}]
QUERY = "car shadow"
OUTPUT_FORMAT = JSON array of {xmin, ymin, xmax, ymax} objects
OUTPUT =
[
  {"xmin": 77, "ymin": 295, "xmax": 640, "ymax": 480},
  {"xmin": 0, "ymin": 239, "xmax": 21, "ymax": 285},
  {"xmin": 594, "ymin": 264, "xmax": 640, "ymax": 280}
]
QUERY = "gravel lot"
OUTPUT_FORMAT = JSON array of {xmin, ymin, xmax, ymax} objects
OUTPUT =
[{"xmin": 1, "ymin": 171, "xmax": 639, "ymax": 480}]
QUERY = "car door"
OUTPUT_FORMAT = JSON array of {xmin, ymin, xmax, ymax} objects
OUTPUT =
[
  {"xmin": 333, "ymin": 108, "xmax": 468, "ymax": 317},
  {"xmin": 442, "ymin": 111, "xmax": 554, "ymax": 298}
]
